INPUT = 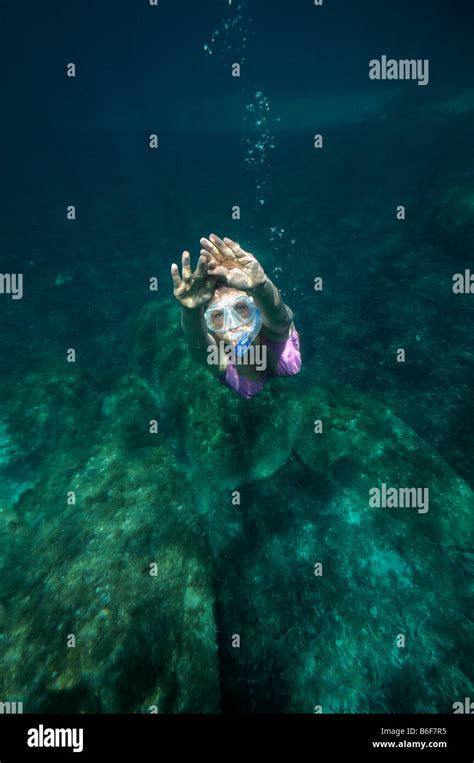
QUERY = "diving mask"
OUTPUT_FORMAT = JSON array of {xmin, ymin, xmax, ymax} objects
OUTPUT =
[{"xmin": 204, "ymin": 295, "xmax": 262, "ymax": 357}]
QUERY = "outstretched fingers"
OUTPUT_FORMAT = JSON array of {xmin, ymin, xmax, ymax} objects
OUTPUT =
[
  {"xmin": 171, "ymin": 263, "xmax": 181, "ymax": 289},
  {"xmin": 181, "ymin": 250, "xmax": 192, "ymax": 281},
  {"xmin": 208, "ymin": 233, "xmax": 236, "ymax": 261},
  {"xmin": 223, "ymin": 236, "xmax": 253, "ymax": 261},
  {"xmin": 210, "ymin": 233, "xmax": 234, "ymax": 258},
  {"xmin": 194, "ymin": 254, "xmax": 208, "ymax": 278},
  {"xmin": 200, "ymin": 236, "xmax": 221, "ymax": 259},
  {"xmin": 222, "ymin": 236, "xmax": 241, "ymax": 252}
]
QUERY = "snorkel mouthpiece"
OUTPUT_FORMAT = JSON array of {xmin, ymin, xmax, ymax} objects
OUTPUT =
[
  {"xmin": 234, "ymin": 307, "xmax": 262, "ymax": 356},
  {"xmin": 235, "ymin": 332, "xmax": 252, "ymax": 357}
]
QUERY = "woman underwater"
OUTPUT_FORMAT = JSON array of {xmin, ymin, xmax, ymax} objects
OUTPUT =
[{"xmin": 171, "ymin": 233, "xmax": 301, "ymax": 399}]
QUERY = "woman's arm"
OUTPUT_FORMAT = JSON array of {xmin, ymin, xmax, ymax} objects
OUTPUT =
[
  {"xmin": 249, "ymin": 276, "xmax": 294, "ymax": 336},
  {"xmin": 200, "ymin": 234, "xmax": 294, "ymax": 336}
]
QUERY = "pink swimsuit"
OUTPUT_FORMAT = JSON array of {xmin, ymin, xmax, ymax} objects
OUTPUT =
[{"xmin": 218, "ymin": 327, "xmax": 302, "ymax": 399}]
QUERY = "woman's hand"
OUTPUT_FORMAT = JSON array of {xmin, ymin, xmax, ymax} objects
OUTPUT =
[
  {"xmin": 171, "ymin": 250, "xmax": 217, "ymax": 309},
  {"xmin": 200, "ymin": 234, "xmax": 267, "ymax": 292}
]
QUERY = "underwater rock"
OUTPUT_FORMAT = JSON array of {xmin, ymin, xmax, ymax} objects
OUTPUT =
[
  {"xmin": 183, "ymin": 378, "xmax": 302, "ymax": 491},
  {"xmin": 422, "ymin": 185, "xmax": 474, "ymax": 257},
  {"xmin": 0, "ymin": 442, "xmax": 220, "ymax": 713},
  {"xmin": 213, "ymin": 455, "xmax": 473, "ymax": 713},
  {"xmin": 294, "ymin": 384, "xmax": 473, "ymax": 546},
  {"xmin": 131, "ymin": 299, "xmax": 182, "ymax": 396},
  {"xmin": 100, "ymin": 374, "xmax": 165, "ymax": 448},
  {"xmin": 3, "ymin": 367, "xmax": 99, "ymax": 464}
]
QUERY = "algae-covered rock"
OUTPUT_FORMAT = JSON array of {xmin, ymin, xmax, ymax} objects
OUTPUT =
[
  {"xmin": 183, "ymin": 379, "xmax": 302, "ymax": 489},
  {"xmin": 0, "ymin": 441, "xmax": 220, "ymax": 713},
  {"xmin": 422, "ymin": 185, "xmax": 474, "ymax": 256},
  {"xmin": 213, "ymin": 456, "xmax": 473, "ymax": 713},
  {"xmin": 5, "ymin": 366, "xmax": 99, "ymax": 456},
  {"xmin": 295, "ymin": 384, "xmax": 473, "ymax": 545},
  {"xmin": 132, "ymin": 298, "xmax": 183, "ymax": 398},
  {"xmin": 101, "ymin": 374, "xmax": 165, "ymax": 448}
]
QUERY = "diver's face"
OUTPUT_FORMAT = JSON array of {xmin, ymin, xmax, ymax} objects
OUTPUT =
[{"xmin": 206, "ymin": 287, "xmax": 253, "ymax": 343}]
